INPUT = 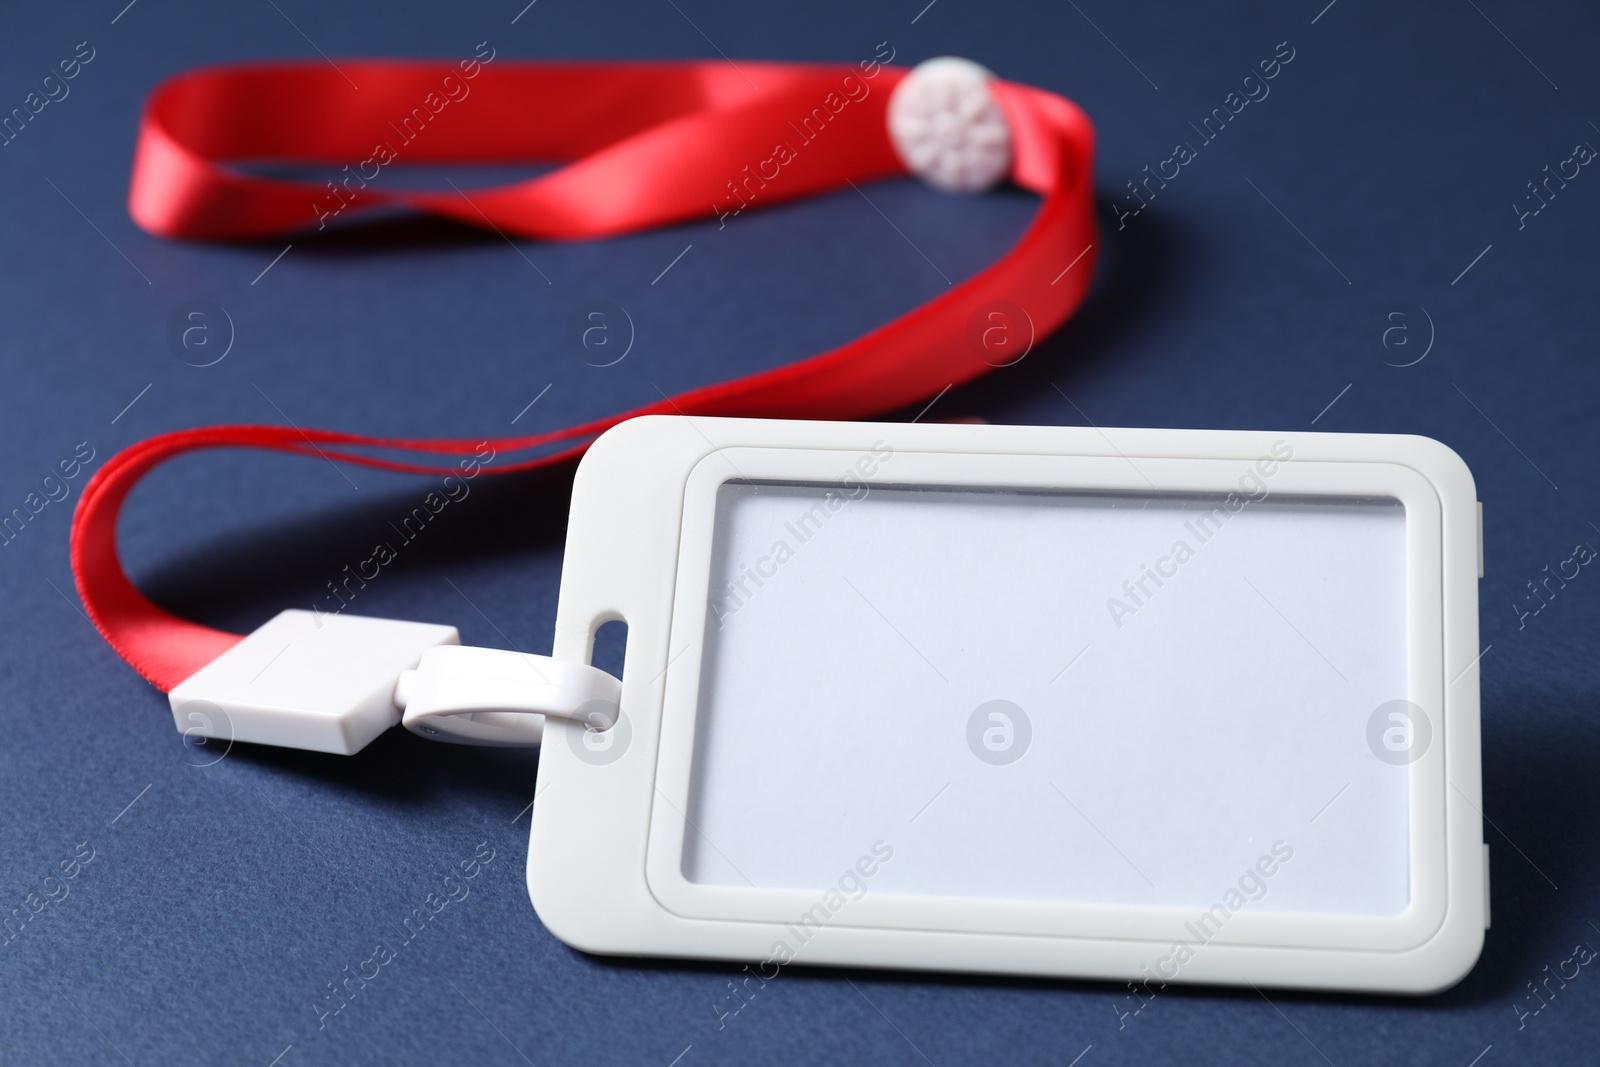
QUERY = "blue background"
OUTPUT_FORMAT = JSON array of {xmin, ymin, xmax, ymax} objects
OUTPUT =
[{"xmin": 1, "ymin": 1, "xmax": 1597, "ymax": 1064}]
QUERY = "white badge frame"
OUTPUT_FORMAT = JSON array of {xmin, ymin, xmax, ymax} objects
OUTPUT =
[{"xmin": 527, "ymin": 415, "xmax": 1486, "ymax": 994}]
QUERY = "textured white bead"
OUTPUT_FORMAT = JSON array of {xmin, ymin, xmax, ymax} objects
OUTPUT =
[{"xmin": 887, "ymin": 57, "xmax": 1013, "ymax": 193}]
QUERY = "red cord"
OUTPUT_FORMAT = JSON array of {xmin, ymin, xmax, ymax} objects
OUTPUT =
[{"xmin": 74, "ymin": 60, "xmax": 1097, "ymax": 691}]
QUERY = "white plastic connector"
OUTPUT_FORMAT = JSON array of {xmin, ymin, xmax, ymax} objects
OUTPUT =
[
  {"xmin": 396, "ymin": 645, "xmax": 621, "ymax": 747},
  {"xmin": 887, "ymin": 56, "xmax": 1014, "ymax": 193},
  {"xmin": 167, "ymin": 609, "xmax": 460, "ymax": 756}
]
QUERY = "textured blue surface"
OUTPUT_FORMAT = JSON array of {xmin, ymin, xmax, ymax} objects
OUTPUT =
[{"xmin": 1, "ymin": 1, "xmax": 1598, "ymax": 1064}]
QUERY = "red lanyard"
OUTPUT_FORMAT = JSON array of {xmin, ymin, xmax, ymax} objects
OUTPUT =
[{"xmin": 77, "ymin": 58, "xmax": 1095, "ymax": 692}]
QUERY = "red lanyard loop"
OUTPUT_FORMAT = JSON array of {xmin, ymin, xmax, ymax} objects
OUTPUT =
[{"xmin": 78, "ymin": 59, "xmax": 1096, "ymax": 692}]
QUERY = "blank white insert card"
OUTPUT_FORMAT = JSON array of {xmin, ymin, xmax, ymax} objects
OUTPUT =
[{"xmin": 686, "ymin": 483, "xmax": 1409, "ymax": 915}]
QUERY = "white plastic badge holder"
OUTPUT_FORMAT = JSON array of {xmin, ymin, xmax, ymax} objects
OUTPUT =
[{"xmin": 528, "ymin": 416, "xmax": 1486, "ymax": 994}]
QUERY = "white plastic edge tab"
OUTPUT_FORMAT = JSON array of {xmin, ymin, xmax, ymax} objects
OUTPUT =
[
  {"xmin": 167, "ymin": 609, "xmax": 460, "ymax": 756},
  {"xmin": 396, "ymin": 645, "xmax": 621, "ymax": 748}
]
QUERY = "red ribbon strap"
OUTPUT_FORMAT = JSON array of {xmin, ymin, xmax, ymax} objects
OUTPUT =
[{"xmin": 78, "ymin": 59, "xmax": 1096, "ymax": 692}]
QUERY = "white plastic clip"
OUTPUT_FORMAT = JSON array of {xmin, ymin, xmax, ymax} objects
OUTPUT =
[
  {"xmin": 887, "ymin": 56, "xmax": 1014, "ymax": 193},
  {"xmin": 395, "ymin": 645, "xmax": 621, "ymax": 748},
  {"xmin": 167, "ymin": 609, "xmax": 460, "ymax": 756}
]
